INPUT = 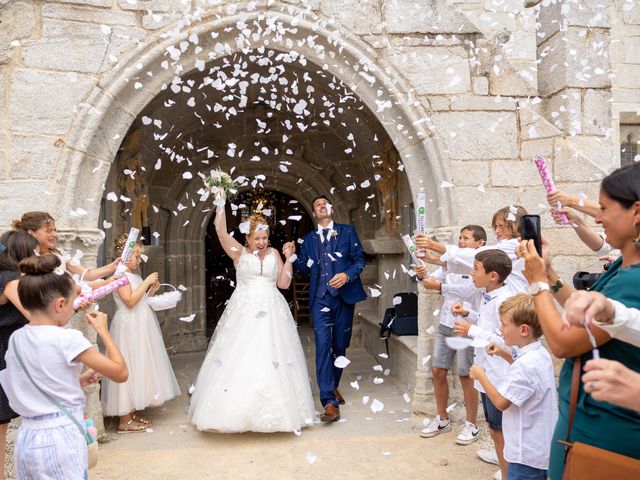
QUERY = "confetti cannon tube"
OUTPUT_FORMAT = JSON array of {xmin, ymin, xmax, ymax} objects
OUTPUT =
[
  {"xmin": 416, "ymin": 193, "xmax": 427, "ymax": 235},
  {"xmin": 73, "ymin": 275, "xmax": 130, "ymax": 310},
  {"xmin": 533, "ymin": 155, "xmax": 569, "ymax": 224},
  {"xmin": 120, "ymin": 227, "xmax": 140, "ymax": 265},
  {"xmin": 401, "ymin": 235, "xmax": 425, "ymax": 266}
]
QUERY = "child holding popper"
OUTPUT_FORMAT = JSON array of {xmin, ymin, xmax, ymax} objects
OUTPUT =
[
  {"xmin": 414, "ymin": 225, "xmax": 487, "ymax": 445},
  {"xmin": 0, "ymin": 254, "xmax": 128, "ymax": 479},
  {"xmin": 101, "ymin": 234, "xmax": 181, "ymax": 433}
]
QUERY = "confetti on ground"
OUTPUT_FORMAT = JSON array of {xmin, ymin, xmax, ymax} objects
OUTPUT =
[{"xmin": 370, "ymin": 399, "xmax": 384, "ymax": 413}]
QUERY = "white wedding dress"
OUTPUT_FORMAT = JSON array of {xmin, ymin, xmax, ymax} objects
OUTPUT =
[{"xmin": 188, "ymin": 248, "xmax": 316, "ymax": 432}]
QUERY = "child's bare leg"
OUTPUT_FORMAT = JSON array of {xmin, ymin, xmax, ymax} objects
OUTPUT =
[
  {"xmin": 432, "ymin": 367, "xmax": 449, "ymax": 419},
  {"xmin": 489, "ymin": 427, "xmax": 507, "ymax": 479},
  {"xmin": 459, "ymin": 375, "xmax": 478, "ymax": 424},
  {"xmin": 0, "ymin": 423, "xmax": 8, "ymax": 480}
]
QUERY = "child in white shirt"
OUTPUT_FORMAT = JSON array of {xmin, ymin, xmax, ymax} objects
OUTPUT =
[
  {"xmin": 471, "ymin": 294, "xmax": 558, "ymax": 480},
  {"xmin": 415, "ymin": 225, "xmax": 486, "ymax": 445},
  {"xmin": 452, "ymin": 249, "xmax": 516, "ymax": 480},
  {"xmin": 0, "ymin": 254, "xmax": 128, "ymax": 480}
]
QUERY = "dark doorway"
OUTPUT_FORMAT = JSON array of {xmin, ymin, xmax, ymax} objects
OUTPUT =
[{"xmin": 205, "ymin": 189, "xmax": 314, "ymax": 339}]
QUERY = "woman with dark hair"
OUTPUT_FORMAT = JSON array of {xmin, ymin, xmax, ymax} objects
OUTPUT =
[
  {"xmin": 519, "ymin": 162, "xmax": 640, "ymax": 479},
  {"xmin": 0, "ymin": 230, "xmax": 39, "ymax": 480}
]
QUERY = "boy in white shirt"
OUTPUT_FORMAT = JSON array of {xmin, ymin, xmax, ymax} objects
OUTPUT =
[
  {"xmin": 415, "ymin": 225, "xmax": 487, "ymax": 445},
  {"xmin": 471, "ymin": 294, "xmax": 558, "ymax": 480},
  {"xmin": 451, "ymin": 249, "xmax": 515, "ymax": 480}
]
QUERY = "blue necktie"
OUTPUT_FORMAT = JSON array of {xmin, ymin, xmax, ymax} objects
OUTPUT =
[{"xmin": 322, "ymin": 228, "xmax": 331, "ymax": 244}]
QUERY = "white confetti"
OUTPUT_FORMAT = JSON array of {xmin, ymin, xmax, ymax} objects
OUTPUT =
[
  {"xmin": 403, "ymin": 393, "xmax": 411, "ymax": 403},
  {"xmin": 426, "ymin": 325, "xmax": 435, "ymax": 335},
  {"xmin": 370, "ymin": 399, "xmax": 384, "ymax": 413},
  {"xmin": 392, "ymin": 296, "xmax": 403, "ymax": 306},
  {"xmin": 378, "ymin": 353, "xmax": 389, "ymax": 359},
  {"xmin": 334, "ymin": 356, "xmax": 351, "ymax": 369},
  {"xmin": 446, "ymin": 402, "xmax": 457, "ymax": 413},
  {"xmin": 369, "ymin": 288, "xmax": 381, "ymax": 298},
  {"xmin": 373, "ymin": 377, "xmax": 384, "ymax": 385},
  {"xmin": 350, "ymin": 380, "xmax": 360, "ymax": 390},
  {"xmin": 421, "ymin": 355, "xmax": 432, "ymax": 366},
  {"xmin": 444, "ymin": 337, "xmax": 472, "ymax": 350},
  {"xmin": 306, "ymin": 452, "xmax": 317, "ymax": 464},
  {"xmin": 179, "ymin": 314, "xmax": 196, "ymax": 323},
  {"xmin": 362, "ymin": 395, "xmax": 370, "ymax": 405},
  {"xmin": 440, "ymin": 181, "xmax": 454, "ymax": 188}
]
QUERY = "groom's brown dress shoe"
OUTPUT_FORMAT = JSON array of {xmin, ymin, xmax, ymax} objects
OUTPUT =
[
  {"xmin": 334, "ymin": 388, "xmax": 345, "ymax": 405},
  {"xmin": 320, "ymin": 404, "xmax": 340, "ymax": 422}
]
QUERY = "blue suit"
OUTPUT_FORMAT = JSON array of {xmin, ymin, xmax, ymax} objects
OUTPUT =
[{"xmin": 294, "ymin": 223, "xmax": 366, "ymax": 407}]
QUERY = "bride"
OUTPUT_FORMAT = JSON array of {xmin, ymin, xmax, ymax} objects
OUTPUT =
[{"xmin": 188, "ymin": 199, "xmax": 316, "ymax": 433}]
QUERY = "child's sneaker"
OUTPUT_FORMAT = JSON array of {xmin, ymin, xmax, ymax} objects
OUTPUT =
[
  {"xmin": 455, "ymin": 421, "xmax": 479, "ymax": 445},
  {"xmin": 419, "ymin": 415, "xmax": 451, "ymax": 438},
  {"xmin": 477, "ymin": 448, "xmax": 500, "ymax": 465}
]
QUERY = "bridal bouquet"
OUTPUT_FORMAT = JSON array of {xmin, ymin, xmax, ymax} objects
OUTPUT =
[{"xmin": 204, "ymin": 169, "xmax": 238, "ymax": 202}]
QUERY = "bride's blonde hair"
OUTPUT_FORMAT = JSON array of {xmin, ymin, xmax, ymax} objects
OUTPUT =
[{"xmin": 245, "ymin": 213, "xmax": 269, "ymax": 238}]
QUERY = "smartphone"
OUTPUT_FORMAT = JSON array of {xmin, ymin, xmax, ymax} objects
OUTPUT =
[{"xmin": 519, "ymin": 214, "xmax": 542, "ymax": 256}]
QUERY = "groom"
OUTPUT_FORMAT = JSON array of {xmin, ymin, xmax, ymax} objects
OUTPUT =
[{"xmin": 295, "ymin": 195, "xmax": 366, "ymax": 422}]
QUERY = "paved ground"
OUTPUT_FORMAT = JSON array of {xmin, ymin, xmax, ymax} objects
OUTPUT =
[{"xmin": 87, "ymin": 327, "xmax": 497, "ymax": 480}]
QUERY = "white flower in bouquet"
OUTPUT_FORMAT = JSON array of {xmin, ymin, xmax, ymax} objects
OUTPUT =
[{"xmin": 204, "ymin": 168, "xmax": 237, "ymax": 203}]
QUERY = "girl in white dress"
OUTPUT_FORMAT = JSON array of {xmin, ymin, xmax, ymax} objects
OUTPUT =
[
  {"xmin": 188, "ymin": 203, "xmax": 316, "ymax": 433},
  {"xmin": 101, "ymin": 236, "xmax": 181, "ymax": 432}
]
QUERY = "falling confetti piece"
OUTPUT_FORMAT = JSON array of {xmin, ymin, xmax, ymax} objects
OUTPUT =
[
  {"xmin": 446, "ymin": 402, "xmax": 457, "ymax": 413},
  {"xmin": 392, "ymin": 296, "xmax": 403, "ymax": 306},
  {"xmin": 362, "ymin": 395, "xmax": 370, "ymax": 405},
  {"xmin": 426, "ymin": 325, "xmax": 435, "ymax": 335},
  {"xmin": 306, "ymin": 452, "xmax": 317, "ymax": 464},
  {"xmin": 445, "ymin": 337, "xmax": 472, "ymax": 350},
  {"xmin": 369, "ymin": 288, "xmax": 381, "ymax": 298},
  {"xmin": 373, "ymin": 377, "xmax": 384, "ymax": 385},
  {"xmin": 350, "ymin": 380, "xmax": 360, "ymax": 390},
  {"xmin": 403, "ymin": 393, "xmax": 411, "ymax": 403},
  {"xmin": 334, "ymin": 356, "xmax": 351, "ymax": 368},
  {"xmin": 421, "ymin": 355, "xmax": 432, "ymax": 366},
  {"xmin": 440, "ymin": 181, "xmax": 454, "ymax": 188},
  {"xmin": 179, "ymin": 314, "xmax": 196, "ymax": 323},
  {"xmin": 378, "ymin": 353, "xmax": 388, "ymax": 359}
]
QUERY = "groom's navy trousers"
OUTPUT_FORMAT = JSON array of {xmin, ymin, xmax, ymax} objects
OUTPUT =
[{"xmin": 295, "ymin": 223, "xmax": 366, "ymax": 409}]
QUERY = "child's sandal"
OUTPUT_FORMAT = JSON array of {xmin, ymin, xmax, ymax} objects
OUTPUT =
[
  {"xmin": 131, "ymin": 413, "xmax": 152, "ymax": 425},
  {"xmin": 117, "ymin": 419, "xmax": 147, "ymax": 433}
]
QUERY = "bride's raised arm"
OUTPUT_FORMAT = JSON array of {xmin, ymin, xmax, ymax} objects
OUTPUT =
[{"xmin": 213, "ymin": 202, "xmax": 243, "ymax": 262}]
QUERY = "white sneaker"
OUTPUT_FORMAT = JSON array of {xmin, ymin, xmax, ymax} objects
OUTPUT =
[
  {"xmin": 455, "ymin": 421, "xmax": 479, "ymax": 445},
  {"xmin": 420, "ymin": 415, "xmax": 452, "ymax": 438},
  {"xmin": 492, "ymin": 470, "xmax": 502, "ymax": 480},
  {"xmin": 477, "ymin": 448, "xmax": 500, "ymax": 465}
]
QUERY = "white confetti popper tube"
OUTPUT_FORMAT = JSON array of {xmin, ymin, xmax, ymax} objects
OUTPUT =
[
  {"xmin": 402, "ymin": 234, "xmax": 425, "ymax": 266},
  {"xmin": 416, "ymin": 193, "xmax": 427, "ymax": 235},
  {"xmin": 115, "ymin": 227, "xmax": 140, "ymax": 276},
  {"xmin": 533, "ymin": 155, "xmax": 569, "ymax": 224}
]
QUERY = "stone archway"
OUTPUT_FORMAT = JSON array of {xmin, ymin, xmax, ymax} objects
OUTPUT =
[
  {"xmin": 52, "ymin": 2, "xmax": 457, "ymax": 419},
  {"xmin": 53, "ymin": 3, "xmax": 455, "ymax": 232}
]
